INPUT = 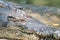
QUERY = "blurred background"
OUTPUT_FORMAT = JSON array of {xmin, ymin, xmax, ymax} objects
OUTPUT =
[{"xmin": 6, "ymin": 0, "xmax": 60, "ymax": 8}]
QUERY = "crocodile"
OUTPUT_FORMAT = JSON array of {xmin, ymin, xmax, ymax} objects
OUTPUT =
[{"xmin": 0, "ymin": 0, "xmax": 60, "ymax": 40}]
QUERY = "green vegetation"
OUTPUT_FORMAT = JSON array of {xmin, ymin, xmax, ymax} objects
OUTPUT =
[{"xmin": 6, "ymin": 0, "xmax": 60, "ymax": 7}]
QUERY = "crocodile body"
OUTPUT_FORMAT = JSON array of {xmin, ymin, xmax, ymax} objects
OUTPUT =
[
  {"xmin": 0, "ymin": 8, "xmax": 60, "ymax": 40},
  {"xmin": 24, "ymin": 17, "xmax": 60, "ymax": 39},
  {"xmin": 0, "ymin": 0, "xmax": 60, "ymax": 40}
]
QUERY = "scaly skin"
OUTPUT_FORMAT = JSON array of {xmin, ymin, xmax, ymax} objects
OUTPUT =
[
  {"xmin": 0, "ymin": 0, "xmax": 60, "ymax": 40},
  {"xmin": 24, "ymin": 17, "xmax": 60, "ymax": 39},
  {"xmin": 0, "ymin": 11, "xmax": 60, "ymax": 39}
]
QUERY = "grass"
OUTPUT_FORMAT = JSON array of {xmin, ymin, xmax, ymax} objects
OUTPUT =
[{"xmin": 6, "ymin": 0, "xmax": 60, "ymax": 7}]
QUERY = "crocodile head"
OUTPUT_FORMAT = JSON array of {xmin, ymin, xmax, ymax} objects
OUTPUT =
[{"xmin": 6, "ymin": 9, "xmax": 32, "ymax": 27}]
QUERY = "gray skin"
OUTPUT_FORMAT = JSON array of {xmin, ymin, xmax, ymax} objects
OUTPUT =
[
  {"xmin": 24, "ymin": 17, "xmax": 60, "ymax": 39},
  {"xmin": 0, "ymin": 0, "xmax": 60, "ymax": 39},
  {"xmin": 0, "ymin": 9, "xmax": 60, "ymax": 39}
]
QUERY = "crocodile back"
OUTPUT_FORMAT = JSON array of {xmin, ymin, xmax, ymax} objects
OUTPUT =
[{"xmin": 25, "ymin": 17, "xmax": 58, "ymax": 35}]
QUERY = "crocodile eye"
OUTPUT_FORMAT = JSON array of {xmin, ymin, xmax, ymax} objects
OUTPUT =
[
  {"xmin": 18, "ymin": 7, "xmax": 23, "ymax": 10},
  {"xmin": 7, "ymin": 16, "xmax": 15, "ymax": 19},
  {"xmin": 7, "ymin": 16, "xmax": 16, "ymax": 22}
]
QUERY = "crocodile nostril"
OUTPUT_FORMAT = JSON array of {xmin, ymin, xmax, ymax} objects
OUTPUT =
[{"xmin": 7, "ymin": 16, "xmax": 17, "ymax": 22}]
